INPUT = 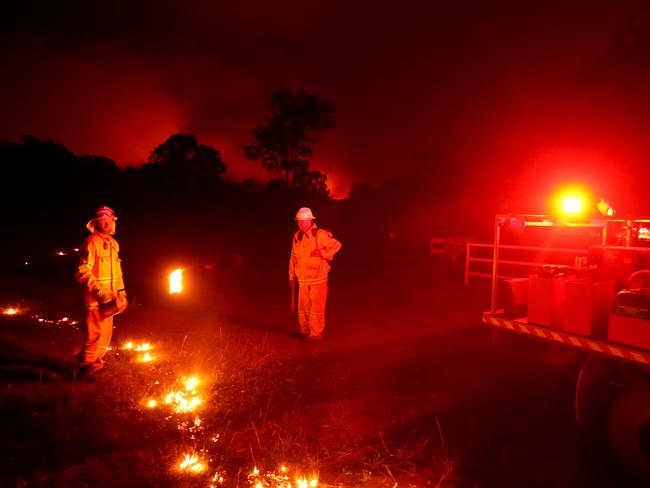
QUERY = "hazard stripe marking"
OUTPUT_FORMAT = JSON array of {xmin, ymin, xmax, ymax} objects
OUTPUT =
[
  {"xmin": 586, "ymin": 341, "xmax": 601, "ymax": 352},
  {"xmin": 609, "ymin": 347, "xmax": 623, "ymax": 358},
  {"xmin": 482, "ymin": 313, "xmax": 650, "ymax": 367}
]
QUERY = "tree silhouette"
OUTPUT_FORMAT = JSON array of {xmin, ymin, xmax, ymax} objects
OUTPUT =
[
  {"xmin": 146, "ymin": 133, "xmax": 227, "ymax": 183},
  {"xmin": 294, "ymin": 169, "xmax": 329, "ymax": 197},
  {"xmin": 0, "ymin": 135, "xmax": 121, "ymax": 210},
  {"xmin": 244, "ymin": 89, "xmax": 335, "ymax": 189}
]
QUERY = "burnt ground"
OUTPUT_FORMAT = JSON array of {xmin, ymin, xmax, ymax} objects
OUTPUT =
[{"xmin": 0, "ymin": 252, "xmax": 647, "ymax": 488}]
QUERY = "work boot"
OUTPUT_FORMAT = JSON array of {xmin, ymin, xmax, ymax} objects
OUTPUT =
[{"xmin": 77, "ymin": 359, "xmax": 105, "ymax": 381}]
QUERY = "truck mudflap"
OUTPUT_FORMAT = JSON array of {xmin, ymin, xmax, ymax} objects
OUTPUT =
[{"xmin": 482, "ymin": 311, "xmax": 650, "ymax": 368}]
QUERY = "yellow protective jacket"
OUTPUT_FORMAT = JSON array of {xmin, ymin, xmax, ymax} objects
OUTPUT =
[
  {"xmin": 289, "ymin": 225, "xmax": 342, "ymax": 285},
  {"xmin": 76, "ymin": 232, "xmax": 125, "ymax": 306}
]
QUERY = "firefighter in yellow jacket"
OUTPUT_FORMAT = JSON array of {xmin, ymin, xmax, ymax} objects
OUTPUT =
[
  {"xmin": 76, "ymin": 206, "xmax": 128, "ymax": 376},
  {"xmin": 289, "ymin": 207, "xmax": 342, "ymax": 339}
]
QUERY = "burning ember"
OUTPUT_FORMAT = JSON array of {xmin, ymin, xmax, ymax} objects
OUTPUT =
[
  {"xmin": 2, "ymin": 307, "xmax": 72, "ymax": 324},
  {"xmin": 2, "ymin": 307, "xmax": 20, "ymax": 316},
  {"xmin": 178, "ymin": 453, "xmax": 206, "ymax": 473},
  {"xmin": 120, "ymin": 341, "xmax": 157, "ymax": 362},
  {"xmin": 164, "ymin": 390, "xmax": 202, "ymax": 413},
  {"xmin": 169, "ymin": 268, "xmax": 184, "ymax": 294},
  {"xmin": 145, "ymin": 375, "xmax": 204, "ymax": 414},
  {"xmin": 184, "ymin": 376, "xmax": 199, "ymax": 390},
  {"xmin": 210, "ymin": 471, "xmax": 226, "ymax": 487},
  {"xmin": 33, "ymin": 314, "xmax": 77, "ymax": 326},
  {"xmin": 247, "ymin": 466, "xmax": 319, "ymax": 488},
  {"xmin": 121, "ymin": 341, "xmax": 156, "ymax": 362},
  {"xmin": 138, "ymin": 351, "xmax": 155, "ymax": 363},
  {"xmin": 122, "ymin": 341, "xmax": 152, "ymax": 351}
]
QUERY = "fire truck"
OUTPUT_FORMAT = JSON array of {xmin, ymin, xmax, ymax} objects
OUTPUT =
[{"xmin": 480, "ymin": 207, "xmax": 650, "ymax": 479}]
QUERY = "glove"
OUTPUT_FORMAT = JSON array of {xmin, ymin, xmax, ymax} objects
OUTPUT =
[
  {"xmin": 99, "ymin": 291, "xmax": 128, "ymax": 318},
  {"xmin": 116, "ymin": 291, "xmax": 128, "ymax": 313},
  {"xmin": 99, "ymin": 299, "xmax": 119, "ymax": 318},
  {"xmin": 95, "ymin": 286, "xmax": 112, "ymax": 304}
]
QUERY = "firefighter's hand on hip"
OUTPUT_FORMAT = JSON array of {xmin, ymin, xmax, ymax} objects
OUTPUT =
[{"xmin": 310, "ymin": 249, "xmax": 322, "ymax": 257}]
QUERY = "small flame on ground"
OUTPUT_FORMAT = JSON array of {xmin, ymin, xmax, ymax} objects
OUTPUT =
[
  {"xmin": 178, "ymin": 453, "xmax": 206, "ymax": 473},
  {"xmin": 145, "ymin": 375, "xmax": 204, "ymax": 414},
  {"xmin": 2, "ymin": 307, "xmax": 19, "ymax": 315},
  {"xmin": 169, "ymin": 269, "xmax": 184, "ymax": 294},
  {"xmin": 138, "ymin": 352, "xmax": 154, "ymax": 363},
  {"xmin": 164, "ymin": 390, "xmax": 202, "ymax": 413},
  {"xmin": 184, "ymin": 376, "xmax": 199, "ymax": 390},
  {"xmin": 210, "ymin": 471, "xmax": 226, "ymax": 487},
  {"xmin": 147, "ymin": 399, "xmax": 158, "ymax": 408},
  {"xmin": 122, "ymin": 341, "xmax": 152, "ymax": 351},
  {"xmin": 247, "ymin": 466, "xmax": 318, "ymax": 488}
]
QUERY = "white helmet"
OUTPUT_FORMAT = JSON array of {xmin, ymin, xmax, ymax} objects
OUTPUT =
[
  {"xmin": 86, "ymin": 206, "xmax": 117, "ymax": 232},
  {"xmin": 295, "ymin": 207, "xmax": 316, "ymax": 221}
]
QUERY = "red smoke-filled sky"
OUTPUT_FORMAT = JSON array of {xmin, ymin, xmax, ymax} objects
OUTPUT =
[{"xmin": 2, "ymin": 0, "xmax": 650, "ymax": 205}]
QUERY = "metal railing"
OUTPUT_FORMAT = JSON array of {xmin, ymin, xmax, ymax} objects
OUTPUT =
[
  {"xmin": 463, "ymin": 242, "xmax": 588, "ymax": 285},
  {"xmin": 486, "ymin": 214, "xmax": 637, "ymax": 313}
]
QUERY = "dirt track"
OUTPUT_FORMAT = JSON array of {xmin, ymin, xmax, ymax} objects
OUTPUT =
[{"xmin": 0, "ymin": 255, "xmax": 646, "ymax": 487}]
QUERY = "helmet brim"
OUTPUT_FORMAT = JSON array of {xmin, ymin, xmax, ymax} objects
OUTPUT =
[{"xmin": 86, "ymin": 216, "xmax": 117, "ymax": 232}]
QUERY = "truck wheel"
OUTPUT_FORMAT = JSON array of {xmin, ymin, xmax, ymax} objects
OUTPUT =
[
  {"xmin": 575, "ymin": 354, "xmax": 617, "ymax": 428},
  {"xmin": 607, "ymin": 385, "xmax": 650, "ymax": 480}
]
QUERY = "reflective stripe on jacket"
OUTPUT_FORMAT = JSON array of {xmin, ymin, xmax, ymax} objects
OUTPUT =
[
  {"xmin": 289, "ymin": 226, "xmax": 341, "ymax": 285},
  {"xmin": 76, "ymin": 232, "xmax": 125, "ymax": 306}
]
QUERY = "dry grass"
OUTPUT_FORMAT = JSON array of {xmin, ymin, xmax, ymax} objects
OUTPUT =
[{"xmin": 0, "ymin": 306, "xmax": 463, "ymax": 487}]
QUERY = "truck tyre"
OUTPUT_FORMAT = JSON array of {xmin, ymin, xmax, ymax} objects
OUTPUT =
[
  {"xmin": 575, "ymin": 355, "xmax": 618, "ymax": 427},
  {"xmin": 607, "ymin": 385, "xmax": 650, "ymax": 480}
]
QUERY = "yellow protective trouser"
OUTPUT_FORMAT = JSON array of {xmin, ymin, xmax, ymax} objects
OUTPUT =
[
  {"xmin": 81, "ymin": 307, "xmax": 114, "ymax": 364},
  {"xmin": 297, "ymin": 282, "xmax": 328, "ymax": 337}
]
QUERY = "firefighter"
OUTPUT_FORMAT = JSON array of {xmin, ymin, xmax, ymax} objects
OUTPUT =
[
  {"xmin": 76, "ymin": 206, "xmax": 128, "ymax": 377},
  {"xmin": 289, "ymin": 207, "xmax": 342, "ymax": 339}
]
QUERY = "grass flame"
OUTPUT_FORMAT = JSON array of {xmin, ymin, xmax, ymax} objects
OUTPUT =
[{"xmin": 178, "ymin": 453, "xmax": 205, "ymax": 473}]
